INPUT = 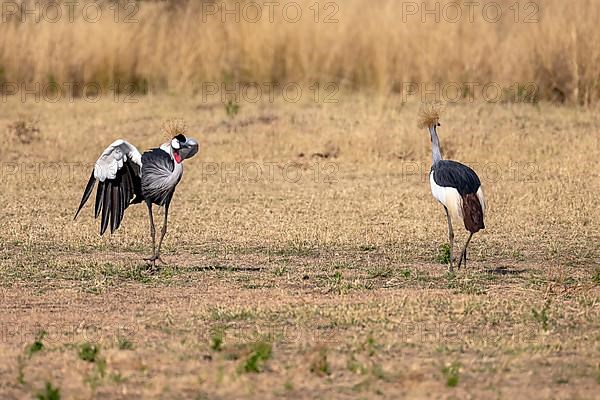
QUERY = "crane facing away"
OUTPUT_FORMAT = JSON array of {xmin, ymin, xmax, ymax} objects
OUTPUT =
[
  {"xmin": 74, "ymin": 119, "xmax": 199, "ymax": 266},
  {"xmin": 419, "ymin": 104, "xmax": 486, "ymax": 272}
]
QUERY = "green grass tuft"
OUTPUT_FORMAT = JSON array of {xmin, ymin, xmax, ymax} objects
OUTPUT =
[
  {"xmin": 210, "ymin": 326, "xmax": 225, "ymax": 352},
  {"xmin": 78, "ymin": 343, "xmax": 100, "ymax": 363},
  {"xmin": 437, "ymin": 244, "xmax": 451, "ymax": 264},
  {"xmin": 117, "ymin": 336, "xmax": 134, "ymax": 350},
  {"xmin": 593, "ymin": 268, "xmax": 600, "ymax": 285},
  {"xmin": 36, "ymin": 382, "xmax": 60, "ymax": 400},
  {"xmin": 240, "ymin": 340, "xmax": 272, "ymax": 373},
  {"xmin": 442, "ymin": 362, "xmax": 460, "ymax": 387},
  {"xmin": 225, "ymin": 100, "xmax": 240, "ymax": 119},
  {"xmin": 27, "ymin": 330, "xmax": 46, "ymax": 358}
]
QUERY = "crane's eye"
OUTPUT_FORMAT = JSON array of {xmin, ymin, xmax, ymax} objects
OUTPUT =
[{"xmin": 171, "ymin": 138, "xmax": 181, "ymax": 150}]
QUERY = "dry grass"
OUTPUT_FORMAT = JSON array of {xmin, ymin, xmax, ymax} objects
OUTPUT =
[
  {"xmin": 2, "ymin": 0, "xmax": 600, "ymax": 104},
  {"xmin": 0, "ymin": 94, "xmax": 599, "ymax": 398}
]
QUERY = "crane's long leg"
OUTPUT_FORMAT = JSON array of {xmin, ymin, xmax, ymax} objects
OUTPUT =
[
  {"xmin": 445, "ymin": 207, "xmax": 454, "ymax": 272},
  {"xmin": 457, "ymin": 233, "xmax": 474, "ymax": 270},
  {"xmin": 154, "ymin": 203, "xmax": 169, "ymax": 264},
  {"xmin": 144, "ymin": 202, "xmax": 157, "ymax": 263}
]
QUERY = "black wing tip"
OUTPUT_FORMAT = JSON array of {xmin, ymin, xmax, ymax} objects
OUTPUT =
[{"xmin": 75, "ymin": 172, "xmax": 97, "ymax": 220}]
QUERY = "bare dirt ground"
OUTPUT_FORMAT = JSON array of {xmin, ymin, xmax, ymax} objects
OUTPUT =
[{"xmin": 0, "ymin": 95, "xmax": 599, "ymax": 399}]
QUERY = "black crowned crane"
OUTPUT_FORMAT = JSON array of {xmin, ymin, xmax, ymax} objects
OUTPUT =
[
  {"xmin": 418, "ymin": 104, "xmax": 486, "ymax": 272},
  {"xmin": 74, "ymin": 119, "xmax": 199, "ymax": 265}
]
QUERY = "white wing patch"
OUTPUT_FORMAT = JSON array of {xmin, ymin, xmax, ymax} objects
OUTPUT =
[
  {"xmin": 93, "ymin": 140, "xmax": 142, "ymax": 182},
  {"xmin": 430, "ymin": 171, "xmax": 464, "ymax": 223}
]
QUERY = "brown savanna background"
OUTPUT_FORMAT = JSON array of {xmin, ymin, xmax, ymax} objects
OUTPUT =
[
  {"xmin": 1, "ymin": 0, "xmax": 600, "ymax": 104},
  {"xmin": 0, "ymin": 1, "xmax": 599, "ymax": 399}
]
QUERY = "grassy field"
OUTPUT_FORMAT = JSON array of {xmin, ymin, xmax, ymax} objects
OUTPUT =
[
  {"xmin": 1, "ymin": 0, "xmax": 600, "ymax": 104},
  {"xmin": 0, "ymin": 94, "xmax": 598, "ymax": 399}
]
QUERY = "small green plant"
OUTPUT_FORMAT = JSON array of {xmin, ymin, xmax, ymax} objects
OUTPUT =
[
  {"xmin": 117, "ymin": 336, "xmax": 133, "ymax": 350},
  {"xmin": 327, "ymin": 271, "xmax": 344, "ymax": 294},
  {"xmin": 437, "ymin": 244, "xmax": 451, "ymax": 264},
  {"xmin": 347, "ymin": 355, "xmax": 367, "ymax": 374},
  {"xmin": 240, "ymin": 340, "xmax": 272, "ymax": 373},
  {"xmin": 110, "ymin": 372, "xmax": 126, "ymax": 384},
  {"xmin": 593, "ymin": 268, "xmax": 600, "ymax": 285},
  {"xmin": 273, "ymin": 265, "xmax": 287, "ymax": 277},
  {"xmin": 27, "ymin": 330, "xmax": 47, "ymax": 358},
  {"xmin": 36, "ymin": 382, "xmax": 61, "ymax": 400},
  {"xmin": 224, "ymin": 99, "xmax": 240, "ymax": 119},
  {"xmin": 210, "ymin": 326, "xmax": 225, "ymax": 352},
  {"xmin": 78, "ymin": 343, "xmax": 99, "ymax": 363},
  {"xmin": 400, "ymin": 268, "xmax": 411, "ymax": 278},
  {"xmin": 310, "ymin": 348, "xmax": 331, "ymax": 376},
  {"xmin": 364, "ymin": 335, "xmax": 378, "ymax": 357},
  {"xmin": 532, "ymin": 302, "xmax": 550, "ymax": 331},
  {"xmin": 442, "ymin": 361, "xmax": 460, "ymax": 387}
]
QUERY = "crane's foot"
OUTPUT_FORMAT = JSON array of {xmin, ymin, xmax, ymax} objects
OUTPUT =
[{"xmin": 144, "ymin": 254, "xmax": 166, "ymax": 270}]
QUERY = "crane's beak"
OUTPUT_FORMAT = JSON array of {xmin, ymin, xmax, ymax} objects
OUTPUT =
[{"xmin": 179, "ymin": 138, "xmax": 199, "ymax": 160}]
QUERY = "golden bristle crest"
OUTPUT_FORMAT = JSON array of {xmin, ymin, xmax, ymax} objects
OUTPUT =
[
  {"xmin": 162, "ymin": 118, "xmax": 188, "ymax": 139},
  {"xmin": 417, "ymin": 102, "xmax": 445, "ymax": 129}
]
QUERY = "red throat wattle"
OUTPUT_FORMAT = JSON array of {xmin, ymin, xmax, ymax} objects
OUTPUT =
[{"xmin": 174, "ymin": 151, "xmax": 182, "ymax": 164}]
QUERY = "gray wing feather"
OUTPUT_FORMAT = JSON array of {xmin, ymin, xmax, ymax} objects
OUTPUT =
[{"xmin": 141, "ymin": 148, "xmax": 180, "ymax": 205}]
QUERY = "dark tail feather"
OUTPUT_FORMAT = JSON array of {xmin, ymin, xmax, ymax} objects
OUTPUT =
[
  {"xmin": 100, "ymin": 181, "xmax": 112, "ymax": 235},
  {"xmin": 74, "ymin": 172, "xmax": 96, "ymax": 220},
  {"xmin": 119, "ymin": 180, "xmax": 127, "ymax": 222},
  {"xmin": 462, "ymin": 193, "xmax": 485, "ymax": 233},
  {"xmin": 110, "ymin": 184, "xmax": 121, "ymax": 233},
  {"xmin": 95, "ymin": 181, "xmax": 105, "ymax": 219}
]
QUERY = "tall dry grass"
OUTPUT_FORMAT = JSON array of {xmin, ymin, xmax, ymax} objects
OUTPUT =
[{"xmin": 1, "ymin": 0, "xmax": 600, "ymax": 104}]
